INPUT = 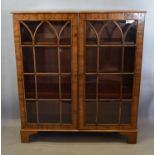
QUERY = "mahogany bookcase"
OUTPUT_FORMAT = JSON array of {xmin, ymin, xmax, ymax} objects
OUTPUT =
[{"xmin": 12, "ymin": 11, "xmax": 145, "ymax": 143}]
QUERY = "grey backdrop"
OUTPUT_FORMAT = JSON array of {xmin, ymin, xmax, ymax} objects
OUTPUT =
[{"xmin": 2, "ymin": 0, "xmax": 154, "ymax": 124}]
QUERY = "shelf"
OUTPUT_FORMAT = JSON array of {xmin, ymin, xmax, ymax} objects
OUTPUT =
[
  {"xmin": 21, "ymin": 44, "xmax": 71, "ymax": 47},
  {"xmin": 24, "ymin": 73, "xmax": 71, "ymax": 75},
  {"xmin": 26, "ymin": 98, "xmax": 72, "ymax": 101},
  {"xmin": 24, "ymin": 72, "xmax": 133, "ymax": 75},
  {"xmin": 85, "ymin": 41, "xmax": 136, "ymax": 46},
  {"xmin": 21, "ymin": 39, "xmax": 71, "ymax": 46},
  {"xmin": 85, "ymin": 99, "xmax": 133, "ymax": 101},
  {"xmin": 85, "ymin": 39, "xmax": 136, "ymax": 45},
  {"xmin": 85, "ymin": 44, "xmax": 136, "ymax": 47},
  {"xmin": 85, "ymin": 72, "xmax": 134, "ymax": 75}
]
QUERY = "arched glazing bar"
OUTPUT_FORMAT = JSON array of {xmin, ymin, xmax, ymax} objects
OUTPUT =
[
  {"xmin": 85, "ymin": 21, "xmax": 124, "ymax": 45},
  {"xmin": 113, "ymin": 21, "xmax": 124, "ymax": 41},
  {"xmin": 85, "ymin": 21, "xmax": 98, "ymax": 45},
  {"xmin": 34, "ymin": 21, "xmax": 58, "ymax": 45},
  {"xmin": 99, "ymin": 21, "xmax": 123, "ymax": 44},
  {"xmin": 123, "ymin": 22, "xmax": 137, "ymax": 44},
  {"xmin": 20, "ymin": 21, "xmax": 71, "ymax": 45},
  {"xmin": 58, "ymin": 21, "xmax": 71, "ymax": 45},
  {"xmin": 59, "ymin": 21, "xmax": 70, "ymax": 37},
  {"xmin": 85, "ymin": 20, "xmax": 137, "ymax": 46},
  {"xmin": 33, "ymin": 21, "xmax": 44, "ymax": 39},
  {"xmin": 20, "ymin": 21, "xmax": 33, "ymax": 43}
]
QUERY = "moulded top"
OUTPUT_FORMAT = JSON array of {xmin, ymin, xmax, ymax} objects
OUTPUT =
[{"xmin": 11, "ymin": 10, "xmax": 147, "ymax": 14}]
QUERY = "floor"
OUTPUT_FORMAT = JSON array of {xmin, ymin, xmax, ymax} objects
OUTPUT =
[{"xmin": 2, "ymin": 119, "xmax": 154, "ymax": 155}]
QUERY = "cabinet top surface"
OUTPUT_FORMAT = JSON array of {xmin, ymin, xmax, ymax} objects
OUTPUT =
[{"xmin": 11, "ymin": 10, "xmax": 146, "ymax": 14}]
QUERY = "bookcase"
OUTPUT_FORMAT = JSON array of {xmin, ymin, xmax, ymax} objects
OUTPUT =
[{"xmin": 13, "ymin": 11, "xmax": 145, "ymax": 143}]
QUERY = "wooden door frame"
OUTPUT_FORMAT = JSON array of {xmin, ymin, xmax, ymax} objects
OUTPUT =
[
  {"xmin": 79, "ymin": 12, "xmax": 145, "ymax": 130},
  {"xmin": 13, "ymin": 13, "xmax": 78, "ymax": 130}
]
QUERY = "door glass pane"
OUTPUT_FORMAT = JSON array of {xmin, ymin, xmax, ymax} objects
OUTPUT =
[
  {"xmin": 24, "ymin": 75, "xmax": 35, "ymax": 98},
  {"xmin": 26, "ymin": 101, "xmax": 37, "ymax": 123},
  {"xmin": 35, "ymin": 47, "xmax": 58, "ymax": 73},
  {"xmin": 85, "ymin": 47, "xmax": 97, "ymax": 73},
  {"xmin": 38, "ymin": 101, "xmax": 60, "ymax": 123},
  {"xmin": 124, "ymin": 21, "xmax": 137, "ymax": 44},
  {"xmin": 83, "ymin": 20, "xmax": 137, "ymax": 127},
  {"xmin": 98, "ymin": 75, "xmax": 121, "ymax": 99},
  {"xmin": 124, "ymin": 47, "xmax": 135, "ymax": 72},
  {"xmin": 99, "ymin": 47, "xmax": 122, "ymax": 73},
  {"xmin": 59, "ymin": 22, "xmax": 71, "ymax": 45},
  {"xmin": 22, "ymin": 47, "xmax": 34, "ymax": 73},
  {"xmin": 85, "ymin": 22, "xmax": 97, "ymax": 44},
  {"xmin": 98, "ymin": 101, "xmax": 120, "ymax": 124},
  {"xmin": 37, "ymin": 76, "xmax": 59, "ymax": 99},
  {"xmin": 85, "ymin": 20, "xmax": 137, "ymax": 45},
  {"xmin": 50, "ymin": 21, "xmax": 67, "ymax": 33},
  {"xmin": 91, "ymin": 21, "xmax": 104, "ymax": 33},
  {"xmin": 85, "ymin": 75, "xmax": 96, "ymax": 99},
  {"xmin": 85, "ymin": 101, "xmax": 96, "ymax": 124},
  {"xmin": 122, "ymin": 75, "xmax": 133, "ymax": 99},
  {"xmin": 120, "ymin": 101, "xmax": 132, "ymax": 124},
  {"xmin": 62, "ymin": 101, "xmax": 72, "ymax": 123},
  {"xmin": 23, "ymin": 21, "xmax": 41, "ymax": 33},
  {"xmin": 20, "ymin": 23, "xmax": 32, "ymax": 44},
  {"xmin": 48, "ymin": 21, "xmax": 71, "ymax": 45},
  {"xmin": 100, "ymin": 21, "xmax": 122, "ymax": 45},
  {"xmin": 61, "ymin": 76, "xmax": 71, "ymax": 99},
  {"xmin": 35, "ymin": 22, "xmax": 57, "ymax": 44},
  {"xmin": 60, "ymin": 47, "xmax": 71, "ymax": 73}
]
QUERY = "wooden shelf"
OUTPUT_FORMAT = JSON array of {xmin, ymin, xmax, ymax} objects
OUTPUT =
[
  {"xmin": 85, "ymin": 72, "xmax": 134, "ymax": 75},
  {"xmin": 24, "ymin": 73, "xmax": 71, "ymax": 75},
  {"xmin": 85, "ymin": 44, "xmax": 136, "ymax": 47},
  {"xmin": 85, "ymin": 40, "xmax": 136, "ymax": 47},
  {"xmin": 26, "ymin": 98, "xmax": 72, "ymax": 101},
  {"xmin": 21, "ymin": 44, "xmax": 71, "ymax": 47},
  {"xmin": 21, "ymin": 39, "xmax": 71, "ymax": 46},
  {"xmin": 21, "ymin": 41, "xmax": 71, "ymax": 46},
  {"xmin": 85, "ymin": 99, "xmax": 132, "ymax": 101}
]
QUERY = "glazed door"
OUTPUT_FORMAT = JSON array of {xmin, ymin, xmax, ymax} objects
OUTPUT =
[
  {"xmin": 79, "ymin": 13, "xmax": 142, "ymax": 130},
  {"xmin": 15, "ymin": 13, "xmax": 78, "ymax": 129}
]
